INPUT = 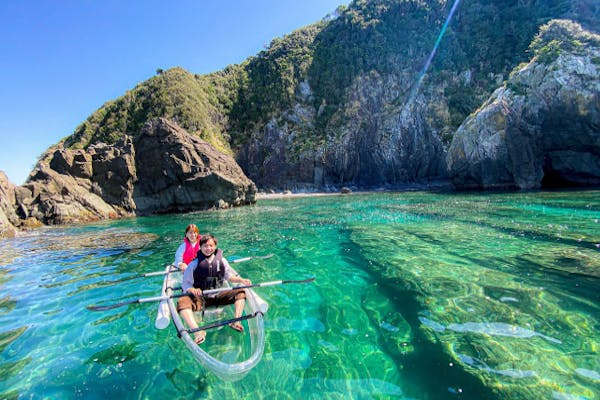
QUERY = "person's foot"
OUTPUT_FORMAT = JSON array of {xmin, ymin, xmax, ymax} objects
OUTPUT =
[
  {"xmin": 194, "ymin": 331, "xmax": 206, "ymax": 344},
  {"xmin": 229, "ymin": 322, "xmax": 244, "ymax": 332}
]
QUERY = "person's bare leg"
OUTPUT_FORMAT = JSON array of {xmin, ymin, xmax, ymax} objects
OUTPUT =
[
  {"xmin": 234, "ymin": 298, "xmax": 245, "ymax": 318},
  {"xmin": 180, "ymin": 309, "xmax": 206, "ymax": 344},
  {"xmin": 230, "ymin": 298, "xmax": 245, "ymax": 332}
]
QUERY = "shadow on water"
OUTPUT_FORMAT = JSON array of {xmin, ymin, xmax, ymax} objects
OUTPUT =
[
  {"xmin": 340, "ymin": 235, "xmax": 498, "ymax": 400},
  {"xmin": 464, "ymin": 254, "xmax": 600, "ymax": 314},
  {"xmin": 387, "ymin": 216, "xmax": 599, "ymax": 306}
]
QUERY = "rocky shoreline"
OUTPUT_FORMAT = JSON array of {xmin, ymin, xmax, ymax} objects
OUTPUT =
[
  {"xmin": 0, "ymin": 119, "xmax": 257, "ymax": 238},
  {"xmin": 2, "ymin": 21, "xmax": 599, "ymax": 238},
  {"xmin": 1, "ymin": 180, "xmax": 450, "ymax": 237},
  {"xmin": 255, "ymin": 180, "xmax": 454, "ymax": 200}
]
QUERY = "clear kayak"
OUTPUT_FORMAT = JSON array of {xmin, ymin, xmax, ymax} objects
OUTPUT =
[{"xmin": 155, "ymin": 264, "xmax": 267, "ymax": 381}]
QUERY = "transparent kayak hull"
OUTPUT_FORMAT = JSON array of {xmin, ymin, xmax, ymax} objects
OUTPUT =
[{"xmin": 159, "ymin": 264, "xmax": 266, "ymax": 381}]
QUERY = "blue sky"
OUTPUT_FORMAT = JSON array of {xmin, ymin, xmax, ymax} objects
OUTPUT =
[{"xmin": 0, "ymin": 1, "xmax": 349, "ymax": 185}]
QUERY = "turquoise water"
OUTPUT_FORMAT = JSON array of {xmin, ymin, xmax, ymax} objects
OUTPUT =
[{"xmin": 0, "ymin": 190, "xmax": 599, "ymax": 399}]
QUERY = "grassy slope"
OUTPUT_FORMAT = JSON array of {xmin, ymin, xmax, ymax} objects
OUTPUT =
[{"xmin": 56, "ymin": 0, "xmax": 595, "ymax": 159}]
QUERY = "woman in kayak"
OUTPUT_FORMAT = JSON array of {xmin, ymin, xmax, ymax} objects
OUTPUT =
[
  {"xmin": 173, "ymin": 224, "xmax": 201, "ymax": 272},
  {"xmin": 177, "ymin": 233, "xmax": 252, "ymax": 344}
]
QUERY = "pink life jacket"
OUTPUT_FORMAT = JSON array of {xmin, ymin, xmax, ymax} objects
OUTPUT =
[{"xmin": 182, "ymin": 237, "xmax": 200, "ymax": 265}]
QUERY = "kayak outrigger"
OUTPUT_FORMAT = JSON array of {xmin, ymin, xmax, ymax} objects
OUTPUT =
[
  {"xmin": 156, "ymin": 263, "xmax": 268, "ymax": 381},
  {"xmin": 87, "ymin": 258, "xmax": 314, "ymax": 381}
]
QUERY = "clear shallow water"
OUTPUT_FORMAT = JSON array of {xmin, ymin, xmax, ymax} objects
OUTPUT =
[{"xmin": 0, "ymin": 190, "xmax": 598, "ymax": 399}]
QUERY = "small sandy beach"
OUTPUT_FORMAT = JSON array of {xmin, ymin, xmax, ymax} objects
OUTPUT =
[{"xmin": 255, "ymin": 191, "xmax": 341, "ymax": 200}]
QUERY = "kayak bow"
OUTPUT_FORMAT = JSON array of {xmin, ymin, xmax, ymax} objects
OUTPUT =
[{"xmin": 160, "ymin": 263, "xmax": 267, "ymax": 381}]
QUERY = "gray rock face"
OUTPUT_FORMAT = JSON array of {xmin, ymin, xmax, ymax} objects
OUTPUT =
[
  {"xmin": 238, "ymin": 71, "xmax": 449, "ymax": 191},
  {"xmin": 323, "ymin": 72, "xmax": 448, "ymax": 188},
  {"xmin": 447, "ymin": 21, "xmax": 600, "ymax": 189},
  {"xmin": 0, "ymin": 171, "xmax": 19, "ymax": 237},
  {"xmin": 133, "ymin": 118, "xmax": 256, "ymax": 214},
  {"xmin": 14, "ymin": 118, "xmax": 256, "ymax": 225},
  {"xmin": 237, "ymin": 17, "xmax": 598, "ymax": 192}
]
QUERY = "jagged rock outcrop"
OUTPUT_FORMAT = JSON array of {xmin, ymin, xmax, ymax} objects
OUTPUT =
[
  {"xmin": 132, "ymin": 118, "xmax": 256, "ymax": 214},
  {"xmin": 15, "ymin": 118, "xmax": 256, "ymax": 225},
  {"xmin": 447, "ymin": 21, "xmax": 600, "ymax": 189},
  {"xmin": 0, "ymin": 171, "xmax": 19, "ymax": 237},
  {"xmin": 17, "ymin": 140, "xmax": 137, "ymax": 225}
]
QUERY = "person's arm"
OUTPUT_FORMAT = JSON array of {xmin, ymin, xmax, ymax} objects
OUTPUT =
[
  {"xmin": 174, "ymin": 242, "xmax": 186, "ymax": 269},
  {"xmin": 224, "ymin": 258, "xmax": 251, "ymax": 286},
  {"xmin": 181, "ymin": 259, "xmax": 202, "ymax": 297}
]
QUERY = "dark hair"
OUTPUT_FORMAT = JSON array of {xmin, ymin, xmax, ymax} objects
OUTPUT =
[
  {"xmin": 184, "ymin": 224, "xmax": 199, "ymax": 236},
  {"xmin": 200, "ymin": 233, "xmax": 217, "ymax": 246}
]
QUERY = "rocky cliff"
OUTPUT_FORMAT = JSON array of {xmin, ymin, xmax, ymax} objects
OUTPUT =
[
  {"xmin": 230, "ymin": 2, "xmax": 598, "ymax": 191},
  {"xmin": 4, "ymin": 2, "xmax": 600, "ymax": 231},
  {"xmin": 2, "ymin": 118, "xmax": 255, "ymax": 233},
  {"xmin": 48, "ymin": 0, "xmax": 594, "ymax": 194},
  {"xmin": 0, "ymin": 171, "xmax": 20, "ymax": 237},
  {"xmin": 238, "ymin": 18, "xmax": 600, "ymax": 192},
  {"xmin": 237, "ymin": 71, "xmax": 450, "ymax": 191},
  {"xmin": 447, "ymin": 20, "xmax": 600, "ymax": 189},
  {"xmin": 132, "ymin": 118, "xmax": 256, "ymax": 213}
]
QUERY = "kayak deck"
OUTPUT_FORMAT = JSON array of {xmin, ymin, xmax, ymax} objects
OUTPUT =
[{"xmin": 160, "ymin": 264, "xmax": 266, "ymax": 381}]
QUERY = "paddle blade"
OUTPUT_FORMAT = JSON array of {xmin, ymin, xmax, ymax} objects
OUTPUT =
[
  {"xmin": 86, "ymin": 302, "xmax": 129, "ymax": 311},
  {"xmin": 258, "ymin": 253, "xmax": 275, "ymax": 259},
  {"xmin": 283, "ymin": 277, "xmax": 316, "ymax": 284},
  {"xmin": 232, "ymin": 256, "xmax": 251, "ymax": 263},
  {"xmin": 231, "ymin": 253, "xmax": 275, "ymax": 263}
]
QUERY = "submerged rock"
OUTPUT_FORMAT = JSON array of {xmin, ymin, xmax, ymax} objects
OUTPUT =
[{"xmin": 351, "ymin": 191, "xmax": 600, "ymax": 399}]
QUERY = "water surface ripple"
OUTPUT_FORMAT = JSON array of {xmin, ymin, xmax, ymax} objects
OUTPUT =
[{"xmin": 0, "ymin": 190, "xmax": 598, "ymax": 399}]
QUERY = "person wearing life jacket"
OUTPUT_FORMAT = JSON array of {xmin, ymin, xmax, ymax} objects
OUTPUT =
[
  {"xmin": 177, "ymin": 233, "xmax": 252, "ymax": 345},
  {"xmin": 173, "ymin": 224, "xmax": 201, "ymax": 272}
]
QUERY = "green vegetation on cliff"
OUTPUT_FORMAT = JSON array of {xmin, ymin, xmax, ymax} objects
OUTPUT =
[
  {"xmin": 64, "ymin": 67, "xmax": 239, "ymax": 154},
  {"xmin": 232, "ymin": 0, "xmax": 582, "ymax": 134},
  {"xmin": 530, "ymin": 19, "xmax": 600, "ymax": 63},
  {"xmin": 59, "ymin": 0, "xmax": 597, "ymax": 167},
  {"xmin": 230, "ymin": 23, "xmax": 324, "ymax": 141}
]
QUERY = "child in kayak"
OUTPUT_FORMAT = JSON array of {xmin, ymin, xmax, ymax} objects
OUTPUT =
[
  {"xmin": 177, "ymin": 233, "xmax": 252, "ymax": 344},
  {"xmin": 173, "ymin": 224, "xmax": 201, "ymax": 272}
]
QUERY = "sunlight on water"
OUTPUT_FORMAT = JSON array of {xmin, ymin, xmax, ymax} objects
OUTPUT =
[{"xmin": 0, "ymin": 190, "xmax": 598, "ymax": 399}]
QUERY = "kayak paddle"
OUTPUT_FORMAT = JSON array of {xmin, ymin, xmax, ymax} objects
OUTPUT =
[
  {"xmin": 187, "ymin": 311, "xmax": 264, "ymax": 333},
  {"xmin": 231, "ymin": 253, "xmax": 275, "ymax": 263},
  {"xmin": 142, "ymin": 264, "xmax": 179, "ymax": 277},
  {"xmin": 140, "ymin": 253, "xmax": 275, "ymax": 277},
  {"xmin": 87, "ymin": 277, "xmax": 315, "ymax": 311}
]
